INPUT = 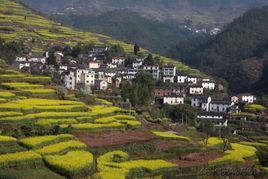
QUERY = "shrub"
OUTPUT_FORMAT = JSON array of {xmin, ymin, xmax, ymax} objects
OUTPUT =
[
  {"xmin": 19, "ymin": 134, "xmax": 74, "ymax": 149},
  {"xmin": 35, "ymin": 140, "xmax": 87, "ymax": 155},
  {"xmin": 44, "ymin": 151, "xmax": 94, "ymax": 178},
  {"xmin": 152, "ymin": 131, "xmax": 191, "ymax": 141},
  {"xmin": 0, "ymin": 151, "xmax": 42, "ymax": 169}
]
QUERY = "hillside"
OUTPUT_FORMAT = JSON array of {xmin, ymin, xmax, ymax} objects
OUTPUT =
[
  {"xmin": 20, "ymin": 0, "xmax": 268, "ymax": 28},
  {"xmin": 180, "ymin": 6, "xmax": 268, "ymax": 94},
  {"xmin": 53, "ymin": 10, "xmax": 195, "ymax": 55},
  {"xmin": 0, "ymin": 0, "xmax": 201, "ymax": 76}
]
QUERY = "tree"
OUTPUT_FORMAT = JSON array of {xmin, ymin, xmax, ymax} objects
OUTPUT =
[
  {"xmin": 220, "ymin": 126, "xmax": 231, "ymax": 151},
  {"xmin": 144, "ymin": 54, "xmax": 154, "ymax": 65},
  {"xmin": 198, "ymin": 121, "xmax": 214, "ymax": 145},
  {"xmin": 257, "ymin": 146, "xmax": 268, "ymax": 167},
  {"xmin": 165, "ymin": 104, "xmax": 197, "ymax": 126},
  {"xmin": 105, "ymin": 44, "xmax": 125, "ymax": 63},
  {"xmin": 121, "ymin": 72, "xmax": 155, "ymax": 106},
  {"xmin": 134, "ymin": 43, "xmax": 140, "ymax": 55},
  {"xmin": 57, "ymin": 86, "xmax": 68, "ymax": 100}
]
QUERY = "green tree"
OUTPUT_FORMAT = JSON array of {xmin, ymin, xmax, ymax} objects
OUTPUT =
[
  {"xmin": 144, "ymin": 54, "xmax": 154, "ymax": 65},
  {"xmin": 121, "ymin": 72, "xmax": 155, "ymax": 106},
  {"xmin": 163, "ymin": 104, "xmax": 197, "ymax": 126},
  {"xmin": 257, "ymin": 146, "xmax": 268, "ymax": 167},
  {"xmin": 134, "ymin": 43, "xmax": 140, "ymax": 55}
]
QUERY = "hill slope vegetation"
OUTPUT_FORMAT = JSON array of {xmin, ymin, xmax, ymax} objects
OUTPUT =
[
  {"xmin": 178, "ymin": 6, "xmax": 268, "ymax": 94},
  {"xmin": 0, "ymin": 0, "xmax": 201, "ymax": 76}
]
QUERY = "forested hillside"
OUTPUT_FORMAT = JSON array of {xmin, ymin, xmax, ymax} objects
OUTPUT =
[
  {"xmin": 176, "ymin": 6, "xmax": 268, "ymax": 94},
  {"xmin": 20, "ymin": 0, "xmax": 268, "ymax": 28},
  {"xmin": 53, "ymin": 10, "xmax": 194, "ymax": 55}
]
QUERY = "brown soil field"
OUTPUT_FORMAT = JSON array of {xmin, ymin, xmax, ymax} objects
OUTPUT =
[
  {"xmin": 73, "ymin": 129, "xmax": 155, "ymax": 147},
  {"xmin": 169, "ymin": 151, "xmax": 221, "ymax": 168}
]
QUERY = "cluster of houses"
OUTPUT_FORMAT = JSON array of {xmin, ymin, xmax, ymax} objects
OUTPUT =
[
  {"xmin": 14, "ymin": 45, "xmax": 258, "ymax": 127},
  {"xmin": 192, "ymin": 94, "xmax": 256, "ymax": 127}
]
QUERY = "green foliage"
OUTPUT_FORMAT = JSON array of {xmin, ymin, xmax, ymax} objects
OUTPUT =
[
  {"xmin": 121, "ymin": 72, "xmax": 155, "ymax": 106},
  {"xmin": 257, "ymin": 146, "xmax": 268, "ymax": 167},
  {"xmin": 0, "ymin": 38, "xmax": 23, "ymax": 64},
  {"xmin": 162, "ymin": 104, "xmax": 197, "ymax": 126},
  {"xmin": 181, "ymin": 6, "xmax": 268, "ymax": 93}
]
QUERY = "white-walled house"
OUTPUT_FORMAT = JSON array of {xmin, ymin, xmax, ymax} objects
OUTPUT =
[
  {"xmin": 163, "ymin": 76, "xmax": 175, "ymax": 83},
  {"xmin": 76, "ymin": 69, "xmax": 90, "ymax": 83},
  {"xmin": 28, "ymin": 57, "xmax": 46, "ymax": 64},
  {"xmin": 142, "ymin": 65, "xmax": 160, "ymax": 80},
  {"xmin": 189, "ymin": 85, "xmax": 204, "ymax": 95},
  {"xmin": 112, "ymin": 57, "xmax": 126, "ymax": 65},
  {"xmin": 237, "ymin": 93, "xmax": 256, "ymax": 104},
  {"xmin": 132, "ymin": 61, "xmax": 143, "ymax": 69},
  {"xmin": 209, "ymin": 101, "xmax": 233, "ymax": 113},
  {"xmin": 88, "ymin": 60, "xmax": 100, "ymax": 69},
  {"xmin": 96, "ymin": 80, "xmax": 108, "ymax": 91},
  {"xmin": 64, "ymin": 71, "xmax": 76, "ymax": 90},
  {"xmin": 191, "ymin": 96, "xmax": 212, "ymax": 111},
  {"xmin": 80, "ymin": 71, "xmax": 95, "ymax": 86},
  {"xmin": 176, "ymin": 75, "xmax": 188, "ymax": 84},
  {"xmin": 187, "ymin": 77, "xmax": 198, "ymax": 84},
  {"xmin": 231, "ymin": 96, "xmax": 239, "ymax": 103},
  {"xmin": 18, "ymin": 62, "xmax": 30, "ymax": 70},
  {"xmin": 202, "ymin": 80, "xmax": 215, "ymax": 90},
  {"xmin": 15, "ymin": 57, "xmax": 26, "ymax": 62},
  {"xmin": 162, "ymin": 65, "xmax": 176, "ymax": 76},
  {"xmin": 163, "ymin": 96, "xmax": 184, "ymax": 105}
]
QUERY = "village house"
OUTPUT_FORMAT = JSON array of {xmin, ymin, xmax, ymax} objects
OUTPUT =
[
  {"xmin": 191, "ymin": 96, "xmax": 212, "ymax": 111},
  {"xmin": 88, "ymin": 58, "xmax": 101, "ymax": 69},
  {"xmin": 95, "ymin": 80, "xmax": 108, "ymax": 91},
  {"xmin": 163, "ymin": 95, "xmax": 184, "ymax": 105},
  {"xmin": 142, "ymin": 65, "xmax": 160, "ymax": 80},
  {"xmin": 63, "ymin": 71, "xmax": 75, "ymax": 90},
  {"xmin": 187, "ymin": 76, "xmax": 198, "ymax": 84},
  {"xmin": 58, "ymin": 65, "xmax": 68, "ymax": 74},
  {"xmin": 197, "ymin": 112, "xmax": 227, "ymax": 127},
  {"xmin": 112, "ymin": 57, "xmax": 126, "ymax": 65},
  {"xmin": 80, "ymin": 71, "xmax": 95, "ymax": 87},
  {"xmin": 209, "ymin": 101, "xmax": 233, "ymax": 113},
  {"xmin": 132, "ymin": 60, "xmax": 143, "ymax": 69},
  {"xmin": 176, "ymin": 75, "xmax": 188, "ymax": 84},
  {"xmin": 162, "ymin": 65, "xmax": 176, "ymax": 76},
  {"xmin": 201, "ymin": 79, "xmax": 216, "ymax": 90},
  {"xmin": 189, "ymin": 85, "xmax": 204, "ymax": 95},
  {"xmin": 107, "ymin": 63, "xmax": 117, "ymax": 69},
  {"xmin": 237, "ymin": 93, "xmax": 256, "ymax": 104},
  {"xmin": 197, "ymin": 111, "xmax": 224, "ymax": 120},
  {"xmin": 89, "ymin": 45, "xmax": 109, "ymax": 57},
  {"xmin": 54, "ymin": 51, "xmax": 64, "ymax": 64},
  {"xmin": 28, "ymin": 57, "xmax": 46, "ymax": 64},
  {"xmin": 17, "ymin": 61, "xmax": 30, "ymax": 70},
  {"xmin": 76, "ymin": 69, "xmax": 90, "ymax": 83},
  {"xmin": 15, "ymin": 57, "xmax": 26, "ymax": 62},
  {"xmin": 163, "ymin": 76, "xmax": 175, "ymax": 83}
]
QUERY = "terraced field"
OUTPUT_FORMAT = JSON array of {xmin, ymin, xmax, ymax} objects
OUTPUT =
[
  {"xmin": 0, "ymin": 0, "xmax": 202, "ymax": 76},
  {"xmin": 0, "ymin": 48, "xmax": 267, "ymax": 178}
]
